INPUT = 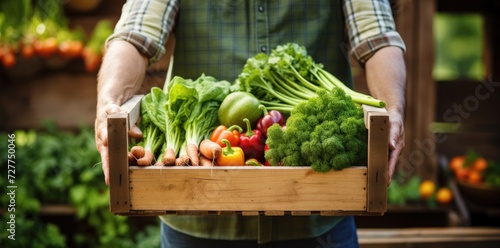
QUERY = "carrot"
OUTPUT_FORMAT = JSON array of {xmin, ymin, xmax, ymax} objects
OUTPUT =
[
  {"xmin": 130, "ymin": 146, "xmax": 145, "ymax": 159},
  {"xmin": 199, "ymin": 139, "xmax": 222, "ymax": 160},
  {"xmin": 175, "ymin": 154, "xmax": 190, "ymax": 166},
  {"xmin": 128, "ymin": 152, "xmax": 137, "ymax": 165},
  {"xmin": 162, "ymin": 148, "xmax": 176, "ymax": 166},
  {"xmin": 137, "ymin": 150, "xmax": 154, "ymax": 166},
  {"xmin": 200, "ymin": 155, "xmax": 215, "ymax": 167},
  {"xmin": 186, "ymin": 143, "xmax": 200, "ymax": 166},
  {"xmin": 154, "ymin": 160, "xmax": 164, "ymax": 166}
]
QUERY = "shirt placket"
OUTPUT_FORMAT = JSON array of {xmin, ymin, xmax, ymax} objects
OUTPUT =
[
  {"xmin": 255, "ymin": 0, "xmax": 269, "ymax": 54},
  {"xmin": 255, "ymin": 0, "xmax": 272, "ymax": 243}
]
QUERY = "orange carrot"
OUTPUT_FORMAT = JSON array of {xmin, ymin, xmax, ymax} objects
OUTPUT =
[
  {"xmin": 130, "ymin": 146, "xmax": 145, "ymax": 159},
  {"xmin": 154, "ymin": 159, "xmax": 164, "ymax": 166},
  {"xmin": 137, "ymin": 150, "xmax": 154, "ymax": 166},
  {"xmin": 162, "ymin": 148, "xmax": 176, "ymax": 166},
  {"xmin": 175, "ymin": 154, "xmax": 190, "ymax": 166},
  {"xmin": 186, "ymin": 143, "xmax": 199, "ymax": 166},
  {"xmin": 199, "ymin": 139, "xmax": 222, "ymax": 160},
  {"xmin": 128, "ymin": 152, "xmax": 137, "ymax": 165},
  {"xmin": 200, "ymin": 155, "xmax": 215, "ymax": 166}
]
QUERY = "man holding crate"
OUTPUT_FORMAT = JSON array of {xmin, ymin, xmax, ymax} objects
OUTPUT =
[{"xmin": 95, "ymin": 0, "xmax": 406, "ymax": 247}]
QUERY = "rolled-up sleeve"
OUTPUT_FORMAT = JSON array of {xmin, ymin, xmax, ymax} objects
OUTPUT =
[
  {"xmin": 106, "ymin": 0, "xmax": 179, "ymax": 63},
  {"xmin": 343, "ymin": 0, "xmax": 406, "ymax": 65}
]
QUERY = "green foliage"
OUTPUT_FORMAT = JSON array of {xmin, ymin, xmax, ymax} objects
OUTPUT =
[
  {"xmin": 265, "ymin": 88, "xmax": 367, "ymax": 172},
  {"xmin": 234, "ymin": 43, "xmax": 385, "ymax": 113},
  {"xmin": 141, "ymin": 74, "xmax": 231, "ymax": 159},
  {"xmin": 0, "ymin": 122, "xmax": 160, "ymax": 248},
  {"xmin": 387, "ymin": 176, "xmax": 421, "ymax": 206},
  {"xmin": 433, "ymin": 13, "xmax": 485, "ymax": 80}
]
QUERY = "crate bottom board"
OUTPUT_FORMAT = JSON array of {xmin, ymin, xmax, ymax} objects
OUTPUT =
[{"xmin": 124, "ymin": 166, "xmax": 372, "ymax": 214}]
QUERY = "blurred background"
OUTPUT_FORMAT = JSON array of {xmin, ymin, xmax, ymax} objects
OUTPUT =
[{"xmin": 1, "ymin": 0, "xmax": 500, "ymax": 247}]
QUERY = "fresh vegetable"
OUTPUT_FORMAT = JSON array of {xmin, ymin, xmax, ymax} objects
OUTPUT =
[
  {"xmin": 210, "ymin": 124, "xmax": 243, "ymax": 148},
  {"xmin": 256, "ymin": 105, "xmax": 285, "ymax": 137},
  {"xmin": 234, "ymin": 43, "xmax": 385, "ymax": 113},
  {"xmin": 133, "ymin": 116, "xmax": 164, "ymax": 166},
  {"xmin": 216, "ymin": 139, "xmax": 245, "ymax": 166},
  {"xmin": 134, "ymin": 75, "xmax": 231, "ymax": 167},
  {"xmin": 265, "ymin": 88, "xmax": 367, "ymax": 172},
  {"xmin": 449, "ymin": 150, "xmax": 500, "ymax": 187},
  {"xmin": 263, "ymin": 143, "xmax": 271, "ymax": 166},
  {"xmin": 82, "ymin": 20, "xmax": 113, "ymax": 72},
  {"xmin": 218, "ymin": 91, "xmax": 262, "ymax": 131},
  {"xmin": 419, "ymin": 180, "xmax": 435, "ymax": 200},
  {"xmin": 183, "ymin": 98, "xmax": 222, "ymax": 165},
  {"xmin": 387, "ymin": 176, "xmax": 420, "ymax": 206},
  {"xmin": 239, "ymin": 118, "xmax": 265, "ymax": 163},
  {"xmin": 175, "ymin": 141, "xmax": 190, "ymax": 166},
  {"xmin": 199, "ymin": 139, "xmax": 222, "ymax": 160},
  {"xmin": 1, "ymin": 50, "xmax": 16, "ymax": 68},
  {"xmin": 178, "ymin": 75, "xmax": 230, "ymax": 165},
  {"xmin": 33, "ymin": 37, "xmax": 58, "ymax": 57},
  {"xmin": 200, "ymin": 155, "xmax": 215, "ymax": 166},
  {"xmin": 245, "ymin": 158, "xmax": 263, "ymax": 166}
]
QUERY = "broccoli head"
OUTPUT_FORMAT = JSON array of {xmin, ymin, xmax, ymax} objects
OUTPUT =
[{"xmin": 265, "ymin": 88, "xmax": 368, "ymax": 172}]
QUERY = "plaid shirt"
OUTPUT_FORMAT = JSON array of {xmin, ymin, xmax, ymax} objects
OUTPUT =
[{"xmin": 107, "ymin": 0, "xmax": 405, "ymax": 243}]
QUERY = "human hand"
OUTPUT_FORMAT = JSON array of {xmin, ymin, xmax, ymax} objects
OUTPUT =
[
  {"xmin": 95, "ymin": 103, "xmax": 142, "ymax": 185},
  {"xmin": 387, "ymin": 109, "xmax": 405, "ymax": 185}
]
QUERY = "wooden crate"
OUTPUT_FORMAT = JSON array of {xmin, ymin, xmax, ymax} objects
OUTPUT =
[{"xmin": 107, "ymin": 95, "xmax": 389, "ymax": 216}]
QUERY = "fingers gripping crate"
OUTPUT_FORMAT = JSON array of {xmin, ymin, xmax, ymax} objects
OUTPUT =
[{"xmin": 107, "ymin": 95, "xmax": 389, "ymax": 216}]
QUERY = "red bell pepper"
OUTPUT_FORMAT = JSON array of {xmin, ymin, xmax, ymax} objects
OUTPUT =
[
  {"xmin": 209, "ymin": 124, "xmax": 243, "ymax": 147},
  {"xmin": 256, "ymin": 105, "xmax": 285, "ymax": 137},
  {"xmin": 240, "ymin": 118, "xmax": 266, "ymax": 163}
]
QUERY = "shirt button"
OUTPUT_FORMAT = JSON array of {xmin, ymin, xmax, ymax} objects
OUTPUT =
[
  {"xmin": 258, "ymin": 5, "xmax": 265, "ymax": 12},
  {"xmin": 260, "ymin": 46, "xmax": 267, "ymax": 53}
]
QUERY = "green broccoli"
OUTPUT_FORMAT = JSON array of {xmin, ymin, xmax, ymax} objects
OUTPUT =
[{"xmin": 265, "ymin": 88, "xmax": 367, "ymax": 172}]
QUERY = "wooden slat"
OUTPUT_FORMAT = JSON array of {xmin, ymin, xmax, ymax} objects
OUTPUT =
[
  {"xmin": 108, "ymin": 95, "xmax": 142, "ymax": 213},
  {"xmin": 128, "ymin": 166, "xmax": 368, "ymax": 212},
  {"xmin": 120, "ymin": 94, "xmax": 143, "ymax": 127},
  {"xmin": 363, "ymin": 106, "xmax": 389, "ymax": 213},
  {"xmin": 358, "ymin": 227, "xmax": 500, "ymax": 246},
  {"xmin": 108, "ymin": 112, "xmax": 131, "ymax": 213}
]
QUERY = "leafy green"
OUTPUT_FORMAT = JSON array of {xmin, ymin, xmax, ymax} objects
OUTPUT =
[
  {"xmin": 234, "ymin": 43, "xmax": 385, "ymax": 112},
  {"xmin": 0, "ymin": 124, "xmax": 160, "ymax": 247},
  {"xmin": 265, "ymin": 88, "xmax": 367, "ymax": 172},
  {"xmin": 183, "ymin": 75, "xmax": 231, "ymax": 147},
  {"xmin": 139, "ymin": 74, "xmax": 231, "ymax": 162},
  {"xmin": 387, "ymin": 176, "xmax": 421, "ymax": 206}
]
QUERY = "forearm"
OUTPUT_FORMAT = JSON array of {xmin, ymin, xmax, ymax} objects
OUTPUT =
[
  {"xmin": 365, "ymin": 46, "xmax": 406, "ymax": 117},
  {"xmin": 97, "ymin": 40, "xmax": 148, "ymax": 108}
]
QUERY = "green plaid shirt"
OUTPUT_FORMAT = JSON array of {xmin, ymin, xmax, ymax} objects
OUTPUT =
[{"xmin": 108, "ymin": 0, "xmax": 405, "ymax": 243}]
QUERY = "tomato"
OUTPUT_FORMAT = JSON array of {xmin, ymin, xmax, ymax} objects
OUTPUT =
[
  {"xmin": 454, "ymin": 166, "xmax": 469, "ymax": 182},
  {"xmin": 449, "ymin": 156, "xmax": 465, "ymax": 172},
  {"xmin": 59, "ymin": 40, "xmax": 84, "ymax": 58},
  {"xmin": 34, "ymin": 37, "xmax": 59, "ymax": 57},
  {"xmin": 2, "ymin": 52, "xmax": 16, "ymax": 68},
  {"xmin": 467, "ymin": 170, "xmax": 482, "ymax": 184},
  {"xmin": 472, "ymin": 157, "xmax": 488, "ymax": 172},
  {"xmin": 21, "ymin": 44, "xmax": 35, "ymax": 58},
  {"xmin": 82, "ymin": 47, "xmax": 102, "ymax": 73}
]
